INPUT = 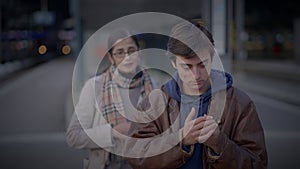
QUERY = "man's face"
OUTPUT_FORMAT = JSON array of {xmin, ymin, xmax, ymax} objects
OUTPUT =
[{"xmin": 172, "ymin": 49, "xmax": 212, "ymax": 95}]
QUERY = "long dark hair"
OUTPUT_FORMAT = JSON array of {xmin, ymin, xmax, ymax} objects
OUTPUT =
[
  {"xmin": 97, "ymin": 29, "xmax": 140, "ymax": 74},
  {"xmin": 107, "ymin": 29, "xmax": 140, "ymax": 54}
]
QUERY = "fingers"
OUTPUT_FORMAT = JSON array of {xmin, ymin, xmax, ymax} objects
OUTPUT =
[
  {"xmin": 183, "ymin": 108, "xmax": 196, "ymax": 136},
  {"xmin": 192, "ymin": 115, "xmax": 212, "ymax": 126},
  {"xmin": 200, "ymin": 120, "xmax": 217, "ymax": 135},
  {"xmin": 187, "ymin": 116, "xmax": 212, "ymax": 133},
  {"xmin": 184, "ymin": 107, "xmax": 213, "ymax": 126},
  {"xmin": 185, "ymin": 107, "xmax": 196, "ymax": 123},
  {"xmin": 188, "ymin": 118, "xmax": 216, "ymax": 136},
  {"xmin": 198, "ymin": 120, "xmax": 218, "ymax": 143},
  {"xmin": 184, "ymin": 114, "xmax": 208, "ymax": 136},
  {"xmin": 198, "ymin": 130, "xmax": 215, "ymax": 143},
  {"xmin": 183, "ymin": 117, "xmax": 217, "ymax": 144},
  {"xmin": 192, "ymin": 118, "xmax": 215, "ymax": 132}
]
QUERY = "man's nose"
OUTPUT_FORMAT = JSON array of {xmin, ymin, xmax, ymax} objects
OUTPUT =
[{"xmin": 191, "ymin": 67, "xmax": 201, "ymax": 79}]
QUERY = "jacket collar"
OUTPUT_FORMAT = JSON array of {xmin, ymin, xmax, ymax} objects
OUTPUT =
[{"xmin": 164, "ymin": 69, "xmax": 233, "ymax": 102}]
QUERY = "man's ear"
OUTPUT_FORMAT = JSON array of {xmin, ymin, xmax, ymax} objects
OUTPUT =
[{"xmin": 171, "ymin": 60, "xmax": 177, "ymax": 69}]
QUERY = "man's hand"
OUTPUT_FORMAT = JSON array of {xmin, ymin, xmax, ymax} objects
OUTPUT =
[
  {"xmin": 201, "ymin": 119, "xmax": 221, "ymax": 154},
  {"xmin": 197, "ymin": 116, "xmax": 218, "ymax": 144},
  {"xmin": 182, "ymin": 107, "xmax": 208, "ymax": 145},
  {"xmin": 182, "ymin": 108, "xmax": 219, "ymax": 148}
]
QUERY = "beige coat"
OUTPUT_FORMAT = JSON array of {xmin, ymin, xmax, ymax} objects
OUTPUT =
[
  {"xmin": 66, "ymin": 75, "xmax": 113, "ymax": 169},
  {"xmin": 66, "ymin": 72, "xmax": 154, "ymax": 169}
]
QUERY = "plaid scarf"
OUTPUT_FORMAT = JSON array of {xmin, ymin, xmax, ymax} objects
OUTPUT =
[{"xmin": 102, "ymin": 66, "xmax": 153, "ymax": 126}]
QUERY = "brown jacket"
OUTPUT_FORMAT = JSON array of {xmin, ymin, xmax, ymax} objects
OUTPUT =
[{"xmin": 126, "ymin": 86, "xmax": 268, "ymax": 169}]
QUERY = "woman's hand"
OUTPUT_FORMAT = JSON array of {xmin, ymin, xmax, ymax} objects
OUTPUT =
[{"xmin": 112, "ymin": 121, "xmax": 131, "ymax": 139}]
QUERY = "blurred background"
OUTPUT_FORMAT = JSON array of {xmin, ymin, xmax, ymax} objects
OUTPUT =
[{"xmin": 0, "ymin": 0, "xmax": 299, "ymax": 169}]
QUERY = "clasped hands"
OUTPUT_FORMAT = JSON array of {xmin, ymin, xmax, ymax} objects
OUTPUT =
[{"xmin": 181, "ymin": 107, "xmax": 220, "ymax": 153}]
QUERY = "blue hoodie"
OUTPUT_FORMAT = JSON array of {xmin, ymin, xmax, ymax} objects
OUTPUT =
[{"xmin": 164, "ymin": 69, "xmax": 233, "ymax": 169}]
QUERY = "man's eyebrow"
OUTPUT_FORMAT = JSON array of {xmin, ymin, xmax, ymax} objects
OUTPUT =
[
  {"xmin": 201, "ymin": 59, "xmax": 210, "ymax": 63},
  {"xmin": 178, "ymin": 59, "xmax": 209, "ymax": 66}
]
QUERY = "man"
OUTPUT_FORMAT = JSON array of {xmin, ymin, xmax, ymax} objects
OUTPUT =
[{"xmin": 126, "ymin": 20, "xmax": 268, "ymax": 169}]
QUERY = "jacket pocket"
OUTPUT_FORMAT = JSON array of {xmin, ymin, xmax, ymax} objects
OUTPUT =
[{"xmin": 83, "ymin": 158, "xmax": 89, "ymax": 169}]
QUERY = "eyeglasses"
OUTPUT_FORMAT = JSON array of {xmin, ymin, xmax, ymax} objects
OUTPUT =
[{"xmin": 112, "ymin": 48, "xmax": 138, "ymax": 59}]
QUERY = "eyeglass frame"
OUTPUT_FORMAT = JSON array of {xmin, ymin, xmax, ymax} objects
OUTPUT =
[{"xmin": 112, "ymin": 47, "xmax": 139, "ymax": 59}]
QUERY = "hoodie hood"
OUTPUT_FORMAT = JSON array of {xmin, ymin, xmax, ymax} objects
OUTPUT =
[{"xmin": 164, "ymin": 69, "xmax": 233, "ymax": 101}]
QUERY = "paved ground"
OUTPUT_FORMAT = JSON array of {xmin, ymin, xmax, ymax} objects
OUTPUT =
[{"xmin": 0, "ymin": 57, "xmax": 86, "ymax": 169}]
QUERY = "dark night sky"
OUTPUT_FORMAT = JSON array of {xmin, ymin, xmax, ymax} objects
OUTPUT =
[
  {"xmin": 3, "ymin": 0, "xmax": 300, "ymax": 30},
  {"xmin": 20, "ymin": 0, "xmax": 69, "ymax": 17},
  {"xmin": 1, "ymin": 0, "xmax": 69, "ymax": 29},
  {"xmin": 245, "ymin": 0, "xmax": 300, "ymax": 29}
]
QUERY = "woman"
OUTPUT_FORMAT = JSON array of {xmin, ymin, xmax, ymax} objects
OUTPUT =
[{"xmin": 66, "ymin": 30, "xmax": 154, "ymax": 169}]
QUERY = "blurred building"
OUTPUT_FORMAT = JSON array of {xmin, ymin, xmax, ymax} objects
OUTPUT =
[
  {"xmin": 1, "ymin": 0, "xmax": 299, "ymax": 79},
  {"xmin": 0, "ymin": 0, "xmax": 71, "ymax": 78},
  {"xmin": 244, "ymin": 0, "xmax": 300, "ymax": 61}
]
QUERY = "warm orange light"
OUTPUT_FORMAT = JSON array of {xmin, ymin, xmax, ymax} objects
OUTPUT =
[
  {"xmin": 38, "ymin": 45, "xmax": 47, "ymax": 55},
  {"xmin": 62, "ymin": 45, "xmax": 71, "ymax": 55}
]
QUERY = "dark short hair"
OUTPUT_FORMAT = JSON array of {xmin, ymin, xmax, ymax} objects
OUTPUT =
[
  {"xmin": 107, "ymin": 29, "xmax": 140, "ymax": 54},
  {"xmin": 167, "ymin": 20, "xmax": 215, "ymax": 61}
]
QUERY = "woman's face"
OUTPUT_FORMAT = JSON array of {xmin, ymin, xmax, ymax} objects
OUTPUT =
[{"xmin": 111, "ymin": 38, "xmax": 139, "ymax": 74}]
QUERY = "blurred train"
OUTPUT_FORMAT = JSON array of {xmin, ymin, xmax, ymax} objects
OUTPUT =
[
  {"xmin": 1, "ymin": 27, "xmax": 75, "ymax": 64},
  {"xmin": 0, "ymin": 9, "xmax": 75, "ymax": 79}
]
